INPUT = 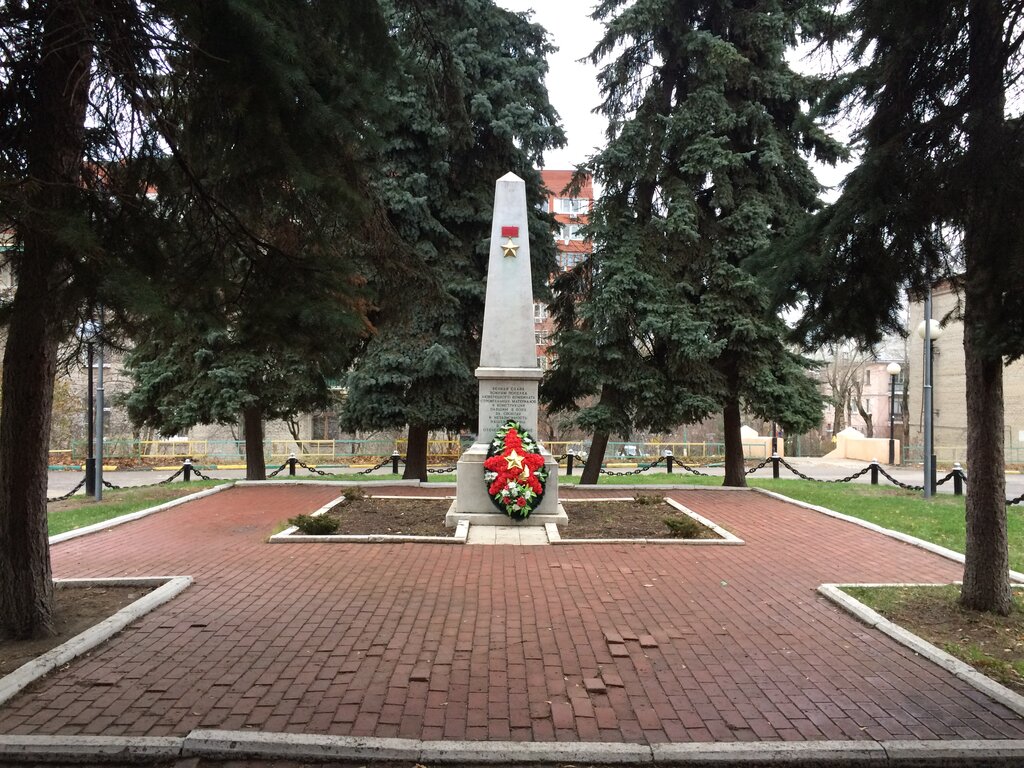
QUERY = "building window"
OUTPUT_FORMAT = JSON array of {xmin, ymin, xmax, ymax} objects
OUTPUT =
[
  {"xmin": 557, "ymin": 251, "xmax": 585, "ymax": 270},
  {"xmin": 865, "ymin": 369, "xmax": 871, "ymax": 385},
  {"xmin": 554, "ymin": 197, "xmax": 588, "ymax": 215},
  {"xmin": 534, "ymin": 302, "xmax": 548, "ymax": 322},
  {"xmin": 558, "ymin": 223, "xmax": 585, "ymax": 242},
  {"xmin": 537, "ymin": 356, "xmax": 549, "ymax": 370},
  {"xmin": 535, "ymin": 331, "xmax": 550, "ymax": 346}
]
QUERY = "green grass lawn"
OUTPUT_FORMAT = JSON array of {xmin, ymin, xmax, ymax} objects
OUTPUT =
[{"xmin": 47, "ymin": 480, "xmax": 227, "ymax": 536}]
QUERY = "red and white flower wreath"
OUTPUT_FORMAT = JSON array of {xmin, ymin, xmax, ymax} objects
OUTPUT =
[{"xmin": 483, "ymin": 420, "xmax": 548, "ymax": 519}]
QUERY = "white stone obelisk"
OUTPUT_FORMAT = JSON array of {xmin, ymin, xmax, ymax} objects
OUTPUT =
[{"xmin": 447, "ymin": 172, "xmax": 565, "ymax": 526}]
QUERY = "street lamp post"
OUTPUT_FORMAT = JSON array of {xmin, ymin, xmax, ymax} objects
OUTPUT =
[
  {"xmin": 917, "ymin": 309, "xmax": 943, "ymax": 499},
  {"xmin": 75, "ymin": 320, "xmax": 100, "ymax": 496},
  {"xmin": 886, "ymin": 362, "xmax": 902, "ymax": 465}
]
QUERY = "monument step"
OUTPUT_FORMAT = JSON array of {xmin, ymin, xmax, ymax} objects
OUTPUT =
[{"xmin": 465, "ymin": 526, "xmax": 549, "ymax": 545}]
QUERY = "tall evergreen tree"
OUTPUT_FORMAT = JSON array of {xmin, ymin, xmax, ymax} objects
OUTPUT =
[
  {"xmin": 341, "ymin": 0, "xmax": 564, "ymax": 481},
  {"xmin": 0, "ymin": 0, "xmax": 392, "ymax": 637},
  {"xmin": 544, "ymin": 0, "xmax": 839, "ymax": 485},
  {"xmin": 121, "ymin": 0, "xmax": 392, "ymax": 480},
  {"xmin": 767, "ymin": 0, "xmax": 1024, "ymax": 613}
]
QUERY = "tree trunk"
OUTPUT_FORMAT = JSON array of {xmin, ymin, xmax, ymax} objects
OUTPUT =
[
  {"xmin": 579, "ymin": 430, "xmax": 609, "ymax": 485},
  {"xmin": 959, "ymin": 0, "xmax": 1011, "ymax": 615},
  {"xmin": 403, "ymin": 423, "xmax": 428, "ymax": 482},
  {"xmin": 0, "ymin": 0, "xmax": 94, "ymax": 640},
  {"xmin": 243, "ymin": 407, "xmax": 266, "ymax": 480},
  {"xmin": 722, "ymin": 383, "xmax": 746, "ymax": 487}
]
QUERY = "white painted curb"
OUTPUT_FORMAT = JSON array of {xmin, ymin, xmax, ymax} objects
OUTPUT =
[
  {"xmin": 49, "ymin": 483, "xmax": 232, "ymax": 545},
  {"xmin": 0, "ymin": 734, "xmax": 184, "ymax": 761},
  {"xmin": 819, "ymin": 583, "xmax": 1024, "ymax": 719},
  {"xmin": 0, "ymin": 576, "xmax": 192, "ymax": 707}
]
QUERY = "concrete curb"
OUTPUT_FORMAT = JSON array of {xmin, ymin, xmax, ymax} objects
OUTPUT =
[
  {"xmin": 0, "ymin": 576, "xmax": 192, "ymax": 708},
  {"xmin": 49, "ymin": 483, "xmax": 232, "ymax": 545},
  {"xmin": 818, "ymin": 584, "xmax": 1024, "ymax": 719},
  {"xmin": 752, "ymin": 487, "xmax": 1024, "ymax": 584},
  {"xmin": 10, "ymin": 730, "xmax": 1024, "ymax": 765},
  {"xmin": 0, "ymin": 734, "xmax": 184, "ymax": 762}
]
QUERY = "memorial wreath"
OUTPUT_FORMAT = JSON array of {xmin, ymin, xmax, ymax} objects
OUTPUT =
[{"xmin": 483, "ymin": 420, "xmax": 548, "ymax": 520}]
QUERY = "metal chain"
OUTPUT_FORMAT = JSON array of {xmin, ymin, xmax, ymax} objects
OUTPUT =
[
  {"xmin": 600, "ymin": 456, "xmax": 665, "ymax": 476},
  {"xmin": 677, "ymin": 462, "xmax": 713, "ymax": 477},
  {"xmin": 266, "ymin": 462, "xmax": 289, "ymax": 478},
  {"xmin": 935, "ymin": 471, "xmax": 955, "ymax": 487},
  {"xmin": 190, "ymin": 466, "xmax": 210, "ymax": 480},
  {"xmin": 356, "ymin": 458, "xmax": 391, "ymax": 475},
  {"xmin": 297, "ymin": 459, "xmax": 331, "ymax": 477},
  {"xmin": 427, "ymin": 466, "xmax": 458, "ymax": 474},
  {"xmin": 873, "ymin": 464, "xmax": 925, "ymax": 491},
  {"xmin": 745, "ymin": 457, "xmax": 773, "ymax": 475},
  {"xmin": 47, "ymin": 477, "xmax": 86, "ymax": 503},
  {"xmin": 158, "ymin": 467, "xmax": 186, "ymax": 485},
  {"xmin": 1008, "ymin": 492, "xmax": 1024, "ymax": 507},
  {"xmin": 778, "ymin": 457, "xmax": 875, "ymax": 485},
  {"xmin": 101, "ymin": 479, "xmax": 122, "ymax": 489}
]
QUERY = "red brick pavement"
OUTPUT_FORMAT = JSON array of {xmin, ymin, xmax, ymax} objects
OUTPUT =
[{"xmin": 1, "ymin": 483, "xmax": 1021, "ymax": 744}]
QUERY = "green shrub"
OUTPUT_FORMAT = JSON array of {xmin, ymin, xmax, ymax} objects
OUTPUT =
[
  {"xmin": 342, "ymin": 486, "xmax": 365, "ymax": 502},
  {"xmin": 288, "ymin": 514, "xmax": 341, "ymax": 535},
  {"xmin": 633, "ymin": 494, "xmax": 663, "ymax": 506},
  {"xmin": 663, "ymin": 515, "xmax": 701, "ymax": 538}
]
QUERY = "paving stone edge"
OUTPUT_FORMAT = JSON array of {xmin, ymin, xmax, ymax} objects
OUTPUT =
[
  {"xmin": 818, "ymin": 583, "xmax": 1024, "ymax": 719},
  {"xmin": 0, "ymin": 576, "xmax": 192, "ymax": 708},
  {"xmin": 4, "ymin": 732, "xmax": 1024, "ymax": 765}
]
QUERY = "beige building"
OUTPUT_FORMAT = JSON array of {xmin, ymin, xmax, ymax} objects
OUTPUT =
[{"xmin": 908, "ymin": 281, "xmax": 1024, "ymax": 464}]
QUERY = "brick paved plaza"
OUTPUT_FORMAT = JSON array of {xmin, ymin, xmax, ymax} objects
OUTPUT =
[{"xmin": 1, "ymin": 484, "xmax": 1021, "ymax": 746}]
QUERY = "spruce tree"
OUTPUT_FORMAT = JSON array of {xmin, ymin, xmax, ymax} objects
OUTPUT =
[
  {"xmin": 0, "ymin": 0, "xmax": 392, "ymax": 637},
  {"xmin": 544, "ymin": 0, "xmax": 840, "ymax": 485},
  {"xmin": 341, "ymin": 0, "xmax": 564, "ymax": 481},
  {"xmin": 769, "ymin": 0, "xmax": 1024, "ymax": 613}
]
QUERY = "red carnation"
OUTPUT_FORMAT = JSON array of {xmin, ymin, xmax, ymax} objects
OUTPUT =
[{"xmin": 516, "ymin": 497, "xmax": 526, "ymax": 507}]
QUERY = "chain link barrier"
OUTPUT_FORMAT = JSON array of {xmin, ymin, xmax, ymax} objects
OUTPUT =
[
  {"xmin": 599, "ymin": 456, "xmax": 665, "ymax": 476},
  {"xmin": 427, "ymin": 466, "xmax": 458, "ymax": 474},
  {"xmin": 47, "ymin": 477, "xmax": 86, "ymax": 503},
  {"xmin": 354, "ymin": 458, "xmax": 392, "ymax": 475},
  {"xmin": 102, "ymin": 479, "xmax": 122, "ymax": 490},
  {"xmin": 775, "ymin": 457, "xmax": 876, "ymax": 485},
  {"xmin": 157, "ymin": 467, "xmax": 186, "ymax": 484},
  {"xmin": 1008, "ymin": 492, "xmax": 1024, "ymax": 507},
  {"xmin": 872, "ymin": 464, "xmax": 925, "ymax": 491},
  {"xmin": 745, "ymin": 457, "xmax": 772, "ymax": 475},
  {"xmin": 266, "ymin": 461, "xmax": 289, "ymax": 478},
  {"xmin": 297, "ymin": 459, "xmax": 331, "ymax": 477}
]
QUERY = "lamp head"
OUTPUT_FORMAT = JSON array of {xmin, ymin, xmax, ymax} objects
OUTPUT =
[
  {"xmin": 886, "ymin": 362, "xmax": 902, "ymax": 376},
  {"xmin": 916, "ymin": 319, "xmax": 943, "ymax": 341},
  {"xmin": 75, "ymin": 320, "xmax": 100, "ymax": 342}
]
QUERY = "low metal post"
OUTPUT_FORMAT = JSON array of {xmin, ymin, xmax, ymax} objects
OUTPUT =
[
  {"xmin": 870, "ymin": 460, "xmax": 879, "ymax": 485},
  {"xmin": 289, "ymin": 452, "xmax": 298, "ymax": 476},
  {"xmin": 953, "ymin": 462, "xmax": 964, "ymax": 496},
  {"xmin": 183, "ymin": 458, "xmax": 193, "ymax": 482},
  {"xmin": 666, "ymin": 451, "xmax": 673, "ymax": 475},
  {"xmin": 772, "ymin": 453, "xmax": 780, "ymax": 479},
  {"xmin": 391, "ymin": 450, "xmax": 400, "ymax": 475},
  {"xmin": 566, "ymin": 450, "xmax": 574, "ymax": 477}
]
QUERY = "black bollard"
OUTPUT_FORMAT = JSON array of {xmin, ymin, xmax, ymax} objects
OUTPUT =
[
  {"xmin": 566, "ymin": 450, "xmax": 575, "ymax": 477},
  {"xmin": 870, "ymin": 460, "xmax": 879, "ymax": 485},
  {"xmin": 771, "ymin": 453, "xmax": 780, "ymax": 479},
  {"xmin": 392, "ymin": 450, "xmax": 400, "ymax": 475},
  {"xmin": 183, "ymin": 458, "xmax": 193, "ymax": 482},
  {"xmin": 953, "ymin": 462, "xmax": 964, "ymax": 496},
  {"xmin": 666, "ymin": 452, "xmax": 674, "ymax": 474},
  {"xmin": 288, "ymin": 453, "xmax": 298, "ymax": 476}
]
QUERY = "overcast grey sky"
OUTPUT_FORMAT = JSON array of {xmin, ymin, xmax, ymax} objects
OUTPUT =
[
  {"xmin": 494, "ymin": 1, "xmax": 606, "ymax": 171},
  {"xmin": 495, "ymin": 1, "xmax": 852, "ymax": 193}
]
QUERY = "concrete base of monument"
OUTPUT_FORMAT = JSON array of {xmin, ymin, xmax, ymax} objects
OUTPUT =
[{"xmin": 447, "ymin": 442, "xmax": 567, "ymax": 527}]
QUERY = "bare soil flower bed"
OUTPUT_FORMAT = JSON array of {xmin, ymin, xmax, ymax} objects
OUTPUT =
[
  {"xmin": 559, "ymin": 499, "xmax": 721, "ymax": 539},
  {"xmin": 0, "ymin": 585, "xmax": 147, "ymax": 677},
  {"xmin": 298, "ymin": 494, "xmax": 719, "ymax": 540}
]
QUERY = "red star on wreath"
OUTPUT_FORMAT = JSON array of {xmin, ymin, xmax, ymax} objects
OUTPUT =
[{"xmin": 483, "ymin": 427, "xmax": 545, "ymax": 497}]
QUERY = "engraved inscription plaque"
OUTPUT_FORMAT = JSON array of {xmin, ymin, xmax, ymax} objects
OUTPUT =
[{"xmin": 478, "ymin": 380, "xmax": 538, "ymax": 437}]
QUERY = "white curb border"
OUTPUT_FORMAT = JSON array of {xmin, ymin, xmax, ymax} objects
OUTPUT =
[
  {"xmin": 818, "ymin": 583, "xmax": 1024, "ymax": 719},
  {"xmin": 49, "ymin": 484, "xmax": 231, "ymax": 545},
  {"xmin": 268, "ymin": 494, "xmax": 468, "ymax": 545},
  {"xmin": 550, "ymin": 496, "xmax": 743, "ymax": 545},
  {"xmin": 6, "ymin": 730, "xmax": 1021, "ymax": 765},
  {"xmin": 0, "ymin": 576, "xmax": 192, "ymax": 708}
]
